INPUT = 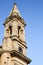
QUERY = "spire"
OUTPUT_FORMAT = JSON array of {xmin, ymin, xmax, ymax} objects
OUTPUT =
[
  {"xmin": 9, "ymin": 3, "xmax": 21, "ymax": 17},
  {"xmin": 3, "ymin": 3, "xmax": 26, "ymax": 26}
]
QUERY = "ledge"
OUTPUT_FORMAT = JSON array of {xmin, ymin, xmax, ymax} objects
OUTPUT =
[
  {"xmin": 11, "ymin": 50, "xmax": 31, "ymax": 64},
  {"xmin": 11, "ymin": 35, "xmax": 27, "ymax": 48},
  {"xmin": 0, "ymin": 50, "xmax": 31, "ymax": 64},
  {"xmin": 3, "ymin": 15, "xmax": 26, "ymax": 26}
]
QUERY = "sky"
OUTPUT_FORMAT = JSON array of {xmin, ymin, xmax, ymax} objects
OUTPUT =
[{"xmin": 0, "ymin": 0, "xmax": 43, "ymax": 65}]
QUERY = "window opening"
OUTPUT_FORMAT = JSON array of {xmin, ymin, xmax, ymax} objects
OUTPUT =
[
  {"xmin": 18, "ymin": 47, "xmax": 23, "ymax": 53},
  {"xmin": 9, "ymin": 26, "xmax": 12, "ymax": 35},
  {"xmin": 18, "ymin": 26, "xmax": 21, "ymax": 38}
]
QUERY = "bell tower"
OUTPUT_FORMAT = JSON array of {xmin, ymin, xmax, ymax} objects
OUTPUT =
[{"xmin": 0, "ymin": 3, "xmax": 31, "ymax": 65}]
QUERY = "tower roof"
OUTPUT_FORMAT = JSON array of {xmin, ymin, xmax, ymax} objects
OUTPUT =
[
  {"xmin": 3, "ymin": 3, "xmax": 26, "ymax": 26},
  {"xmin": 9, "ymin": 3, "xmax": 21, "ymax": 17}
]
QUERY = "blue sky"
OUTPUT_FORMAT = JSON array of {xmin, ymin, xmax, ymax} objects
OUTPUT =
[{"xmin": 0, "ymin": 0, "xmax": 43, "ymax": 65}]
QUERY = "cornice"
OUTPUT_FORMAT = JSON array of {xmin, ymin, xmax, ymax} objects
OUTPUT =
[
  {"xmin": 0, "ymin": 50, "xmax": 31, "ymax": 64},
  {"xmin": 3, "ymin": 15, "xmax": 26, "ymax": 26},
  {"xmin": 11, "ymin": 35, "xmax": 27, "ymax": 48}
]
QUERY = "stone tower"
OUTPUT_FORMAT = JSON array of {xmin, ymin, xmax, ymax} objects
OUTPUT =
[{"xmin": 0, "ymin": 3, "xmax": 31, "ymax": 65}]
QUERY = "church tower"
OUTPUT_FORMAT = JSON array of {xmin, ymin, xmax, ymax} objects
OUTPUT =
[{"xmin": 0, "ymin": 3, "xmax": 31, "ymax": 65}]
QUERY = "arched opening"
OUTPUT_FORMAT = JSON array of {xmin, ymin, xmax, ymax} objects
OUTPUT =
[
  {"xmin": 18, "ymin": 26, "xmax": 21, "ymax": 38},
  {"xmin": 9, "ymin": 26, "xmax": 12, "ymax": 37}
]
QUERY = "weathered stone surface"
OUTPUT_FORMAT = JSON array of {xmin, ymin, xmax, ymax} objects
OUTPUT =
[{"xmin": 0, "ymin": 3, "xmax": 31, "ymax": 65}]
